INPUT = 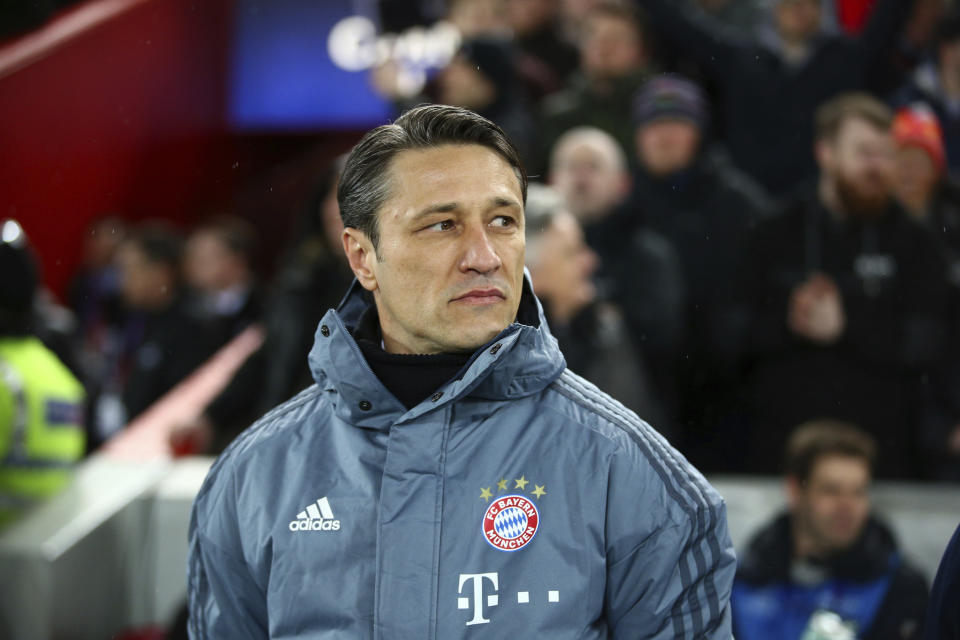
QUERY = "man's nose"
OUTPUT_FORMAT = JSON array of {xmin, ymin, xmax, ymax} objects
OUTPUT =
[{"xmin": 460, "ymin": 225, "xmax": 502, "ymax": 274}]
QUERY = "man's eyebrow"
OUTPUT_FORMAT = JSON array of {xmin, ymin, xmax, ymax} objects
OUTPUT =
[
  {"xmin": 490, "ymin": 197, "xmax": 522, "ymax": 210},
  {"xmin": 412, "ymin": 202, "xmax": 459, "ymax": 221}
]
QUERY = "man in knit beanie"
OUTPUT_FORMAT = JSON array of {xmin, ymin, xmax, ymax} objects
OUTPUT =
[{"xmin": 617, "ymin": 74, "xmax": 773, "ymax": 471}]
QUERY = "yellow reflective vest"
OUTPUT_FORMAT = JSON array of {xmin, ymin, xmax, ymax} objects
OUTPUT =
[{"xmin": 0, "ymin": 337, "xmax": 86, "ymax": 529}]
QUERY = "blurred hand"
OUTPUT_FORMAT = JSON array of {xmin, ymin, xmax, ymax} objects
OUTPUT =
[
  {"xmin": 169, "ymin": 415, "xmax": 215, "ymax": 457},
  {"xmin": 788, "ymin": 273, "xmax": 846, "ymax": 344}
]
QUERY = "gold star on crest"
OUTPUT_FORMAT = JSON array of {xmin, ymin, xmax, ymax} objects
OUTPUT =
[
  {"xmin": 497, "ymin": 478, "xmax": 508, "ymax": 491},
  {"xmin": 479, "ymin": 487, "xmax": 493, "ymax": 502},
  {"xmin": 514, "ymin": 475, "xmax": 529, "ymax": 490},
  {"xmin": 532, "ymin": 485, "xmax": 547, "ymax": 499}
]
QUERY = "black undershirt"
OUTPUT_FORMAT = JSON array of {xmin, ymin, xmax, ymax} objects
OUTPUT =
[{"xmin": 353, "ymin": 308, "xmax": 472, "ymax": 410}]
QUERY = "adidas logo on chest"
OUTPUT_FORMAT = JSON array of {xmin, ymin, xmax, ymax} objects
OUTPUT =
[{"xmin": 289, "ymin": 496, "xmax": 341, "ymax": 532}]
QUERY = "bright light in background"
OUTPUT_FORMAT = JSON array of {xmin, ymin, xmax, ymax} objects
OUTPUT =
[
  {"xmin": 1, "ymin": 219, "xmax": 25, "ymax": 247},
  {"xmin": 230, "ymin": 0, "xmax": 459, "ymax": 131}
]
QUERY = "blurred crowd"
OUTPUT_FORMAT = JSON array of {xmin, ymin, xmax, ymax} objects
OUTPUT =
[
  {"xmin": 369, "ymin": 0, "xmax": 960, "ymax": 483},
  {"xmin": 5, "ymin": 0, "xmax": 960, "ymax": 635},
  {"xmin": 4, "ymin": 0, "xmax": 960, "ymax": 489},
  {"xmin": 2, "ymin": 0, "xmax": 960, "ymax": 481}
]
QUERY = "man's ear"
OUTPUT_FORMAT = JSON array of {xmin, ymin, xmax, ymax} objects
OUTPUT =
[{"xmin": 342, "ymin": 227, "xmax": 378, "ymax": 292}]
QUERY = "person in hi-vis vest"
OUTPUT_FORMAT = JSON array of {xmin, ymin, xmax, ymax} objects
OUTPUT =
[{"xmin": 0, "ymin": 219, "xmax": 85, "ymax": 530}]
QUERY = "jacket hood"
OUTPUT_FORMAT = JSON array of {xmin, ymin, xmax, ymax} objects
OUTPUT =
[
  {"xmin": 738, "ymin": 511, "xmax": 902, "ymax": 585},
  {"xmin": 307, "ymin": 272, "xmax": 566, "ymax": 428}
]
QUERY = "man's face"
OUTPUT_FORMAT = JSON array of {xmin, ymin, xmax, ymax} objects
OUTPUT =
[
  {"xmin": 550, "ymin": 140, "xmax": 629, "ymax": 222},
  {"xmin": 791, "ymin": 454, "xmax": 871, "ymax": 556},
  {"xmin": 184, "ymin": 231, "xmax": 242, "ymax": 292},
  {"xmin": 821, "ymin": 117, "xmax": 895, "ymax": 217},
  {"xmin": 775, "ymin": 0, "xmax": 822, "ymax": 43},
  {"xmin": 580, "ymin": 14, "xmax": 643, "ymax": 80},
  {"xmin": 344, "ymin": 144, "xmax": 525, "ymax": 354},
  {"xmin": 528, "ymin": 211, "xmax": 598, "ymax": 317},
  {"xmin": 116, "ymin": 243, "xmax": 173, "ymax": 310},
  {"xmin": 635, "ymin": 119, "xmax": 701, "ymax": 177}
]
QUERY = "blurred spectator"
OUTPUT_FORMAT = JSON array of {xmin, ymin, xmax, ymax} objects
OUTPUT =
[
  {"xmin": 637, "ymin": 0, "xmax": 915, "ymax": 195},
  {"xmin": 0, "ymin": 220, "xmax": 85, "ymax": 530},
  {"xmin": 183, "ymin": 215, "xmax": 262, "ymax": 341},
  {"xmin": 91, "ymin": 223, "xmax": 219, "ymax": 448},
  {"xmin": 548, "ymin": 125, "xmax": 685, "ymax": 428},
  {"xmin": 68, "ymin": 216, "xmax": 126, "ymax": 346},
  {"xmin": 893, "ymin": 13, "xmax": 960, "ymax": 177},
  {"xmin": 171, "ymin": 164, "xmax": 354, "ymax": 454},
  {"xmin": 537, "ymin": 1, "xmax": 652, "ymax": 176},
  {"xmin": 506, "ymin": 0, "xmax": 580, "ymax": 95},
  {"xmin": 623, "ymin": 75, "xmax": 772, "ymax": 469},
  {"xmin": 732, "ymin": 421, "xmax": 927, "ymax": 639},
  {"xmin": 925, "ymin": 520, "xmax": 960, "ymax": 640},
  {"xmin": 694, "ymin": 0, "xmax": 763, "ymax": 34},
  {"xmin": 446, "ymin": 0, "xmax": 510, "ymax": 37},
  {"xmin": 891, "ymin": 105, "xmax": 960, "ymax": 481},
  {"xmin": 740, "ymin": 93, "xmax": 952, "ymax": 478},
  {"xmin": 524, "ymin": 184, "xmax": 665, "ymax": 426},
  {"xmin": 556, "ymin": 0, "xmax": 604, "ymax": 41},
  {"xmin": 549, "ymin": 126, "xmax": 631, "ymax": 226},
  {"xmin": 436, "ymin": 37, "xmax": 537, "ymax": 164},
  {"xmin": 891, "ymin": 104, "xmax": 960, "ymax": 266}
]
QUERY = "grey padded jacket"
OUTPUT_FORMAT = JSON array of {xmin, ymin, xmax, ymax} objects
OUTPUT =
[{"xmin": 187, "ymin": 277, "xmax": 736, "ymax": 639}]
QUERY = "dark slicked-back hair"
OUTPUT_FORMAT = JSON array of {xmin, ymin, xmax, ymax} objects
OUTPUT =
[{"xmin": 337, "ymin": 104, "xmax": 527, "ymax": 251}]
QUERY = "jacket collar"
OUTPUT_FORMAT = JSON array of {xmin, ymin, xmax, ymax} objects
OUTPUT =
[{"xmin": 308, "ymin": 272, "xmax": 566, "ymax": 429}]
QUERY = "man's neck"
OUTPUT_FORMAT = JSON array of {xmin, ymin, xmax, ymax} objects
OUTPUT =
[{"xmin": 352, "ymin": 307, "xmax": 472, "ymax": 409}]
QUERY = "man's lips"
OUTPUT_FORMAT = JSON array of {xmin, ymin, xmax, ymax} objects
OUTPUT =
[{"xmin": 451, "ymin": 288, "xmax": 506, "ymax": 305}]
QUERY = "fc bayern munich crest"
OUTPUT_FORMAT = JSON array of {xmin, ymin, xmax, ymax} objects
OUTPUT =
[{"xmin": 482, "ymin": 494, "xmax": 539, "ymax": 552}]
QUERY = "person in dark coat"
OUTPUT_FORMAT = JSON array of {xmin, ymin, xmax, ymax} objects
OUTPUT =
[
  {"xmin": 536, "ymin": 2, "xmax": 653, "ymax": 176},
  {"xmin": 925, "ymin": 521, "xmax": 960, "ymax": 640},
  {"xmin": 170, "ymin": 164, "xmax": 355, "ymax": 454},
  {"xmin": 621, "ymin": 75, "xmax": 774, "ymax": 469},
  {"xmin": 94, "ymin": 224, "xmax": 221, "ymax": 447},
  {"xmin": 183, "ymin": 215, "xmax": 263, "ymax": 342},
  {"xmin": 435, "ymin": 36, "xmax": 537, "ymax": 168},
  {"xmin": 524, "ymin": 184, "xmax": 667, "ymax": 431},
  {"xmin": 636, "ymin": 0, "xmax": 915, "ymax": 194},
  {"xmin": 732, "ymin": 420, "xmax": 928, "ymax": 640},
  {"xmin": 890, "ymin": 105, "xmax": 960, "ymax": 480},
  {"xmin": 740, "ymin": 93, "xmax": 952, "ymax": 478},
  {"xmin": 548, "ymin": 125, "xmax": 686, "ymax": 431}
]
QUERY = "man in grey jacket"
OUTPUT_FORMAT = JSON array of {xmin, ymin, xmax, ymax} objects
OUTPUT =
[{"xmin": 187, "ymin": 104, "xmax": 736, "ymax": 638}]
